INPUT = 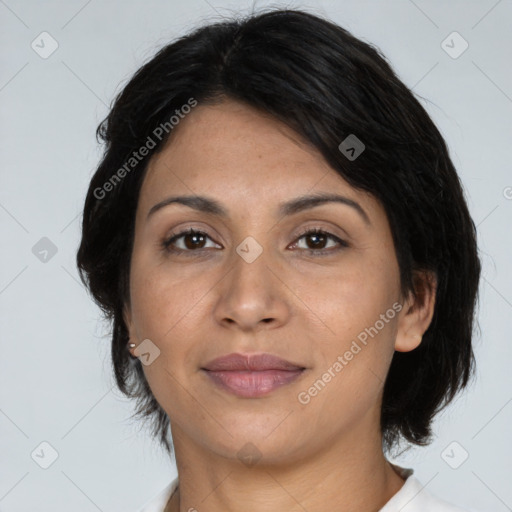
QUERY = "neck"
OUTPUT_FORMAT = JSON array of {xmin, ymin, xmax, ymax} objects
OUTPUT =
[{"xmin": 165, "ymin": 423, "xmax": 405, "ymax": 512}]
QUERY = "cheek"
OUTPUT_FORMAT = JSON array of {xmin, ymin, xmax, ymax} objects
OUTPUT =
[
  {"xmin": 296, "ymin": 294, "xmax": 397, "ymax": 434},
  {"xmin": 128, "ymin": 259, "xmax": 216, "ymax": 386},
  {"xmin": 128, "ymin": 265, "xmax": 203, "ymax": 409},
  {"xmin": 129, "ymin": 258, "xmax": 208, "ymax": 339},
  {"xmin": 297, "ymin": 257, "xmax": 399, "ymax": 400},
  {"xmin": 311, "ymin": 258, "xmax": 399, "ymax": 341}
]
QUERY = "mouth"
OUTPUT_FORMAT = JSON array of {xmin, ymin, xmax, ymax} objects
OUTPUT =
[{"xmin": 201, "ymin": 353, "xmax": 307, "ymax": 398}]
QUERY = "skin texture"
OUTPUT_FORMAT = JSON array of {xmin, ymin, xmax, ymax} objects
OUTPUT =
[{"xmin": 124, "ymin": 99, "xmax": 436, "ymax": 512}]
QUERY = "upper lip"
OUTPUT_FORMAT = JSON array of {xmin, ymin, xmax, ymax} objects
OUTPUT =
[{"xmin": 202, "ymin": 353, "xmax": 305, "ymax": 372}]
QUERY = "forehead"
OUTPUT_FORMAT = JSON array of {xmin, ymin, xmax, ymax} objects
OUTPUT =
[
  {"xmin": 137, "ymin": 99, "xmax": 380, "ymax": 223},
  {"xmin": 143, "ymin": 100, "xmax": 332, "ymax": 187}
]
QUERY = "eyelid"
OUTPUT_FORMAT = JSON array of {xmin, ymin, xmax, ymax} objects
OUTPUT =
[
  {"xmin": 292, "ymin": 223, "xmax": 348, "ymax": 243},
  {"xmin": 162, "ymin": 221, "xmax": 223, "ymax": 243}
]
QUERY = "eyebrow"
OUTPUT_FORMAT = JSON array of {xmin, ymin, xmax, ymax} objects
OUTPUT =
[{"xmin": 147, "ymin": 192, "xmax": 371, "ymax": 225}]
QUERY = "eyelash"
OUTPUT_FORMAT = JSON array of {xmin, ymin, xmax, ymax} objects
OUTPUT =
[{"xmin": 161, "ymin": 227, "xmax": 348, "ymax": 257}]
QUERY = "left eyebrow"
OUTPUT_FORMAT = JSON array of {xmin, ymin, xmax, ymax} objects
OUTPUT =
[
  {"xmin": 278, "ymin": 192, "xmax": 371, "ymax": 226},
  {"xmin": 146, "ymin": 192, "xmax": 371, "ymax": 226}
]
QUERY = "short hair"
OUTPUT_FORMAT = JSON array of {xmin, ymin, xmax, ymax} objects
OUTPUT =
[{"xmin": 76, "ymin": 8, "xmax": 481, "ymax": 457}]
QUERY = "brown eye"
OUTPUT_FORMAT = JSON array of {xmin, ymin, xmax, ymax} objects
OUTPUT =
[
  {"xmin": 181, "ymin": 231, "xmax": 207, "ymax": 249},
  {"xmin": 292, "ymin": 228, "xmax": 348, "ymax": 255},
  {"xmin": 303, "ymin": 231, "xmax": 329, "ymax": 249},
  {"xmin": 162, "ymin": 228, "xmax": 220, "ymax": 254}
]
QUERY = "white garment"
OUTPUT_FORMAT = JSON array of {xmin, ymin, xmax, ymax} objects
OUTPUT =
[{"xmin": 138, "ymin": 463, "xmax": 478, "ymax": 512}]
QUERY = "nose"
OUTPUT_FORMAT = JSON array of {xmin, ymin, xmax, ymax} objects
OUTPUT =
[{"xmin": 213, "ymin": 247, "xmax": 291, "ymax": 332}]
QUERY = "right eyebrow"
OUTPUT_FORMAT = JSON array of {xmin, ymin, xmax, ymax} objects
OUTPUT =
[{"xmin": 147, "ymin": 195, "xmax": 228, "ymax": 220}]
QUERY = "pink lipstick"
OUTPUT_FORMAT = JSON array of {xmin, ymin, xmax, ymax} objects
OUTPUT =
[{"xmin": 201, "ymin": 353, "xmax": 306, "ymax": 398}]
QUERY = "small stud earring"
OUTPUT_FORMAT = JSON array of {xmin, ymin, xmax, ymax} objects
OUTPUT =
[{"xmin": 128, "ymin": 343, "xmax": 136, "ymax": 348}]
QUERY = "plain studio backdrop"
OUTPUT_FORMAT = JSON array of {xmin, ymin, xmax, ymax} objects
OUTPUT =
[{"xmin": 0, "ymin": 1, "xmax": 511, "ymax": 511}]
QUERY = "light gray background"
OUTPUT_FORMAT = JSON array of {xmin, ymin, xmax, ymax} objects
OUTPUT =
[{"xmin": 1, "ymin": 0, "xmax": 511, "ymax": 511}]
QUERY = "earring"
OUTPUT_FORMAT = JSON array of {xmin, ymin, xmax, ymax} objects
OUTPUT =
[
  {"xmin": 413, "ymin": 334, "xmax": 422, "ymax": 341},
  {"xmin": 128, "ymin": 342, "xmax": 137, "ymax": 359}
]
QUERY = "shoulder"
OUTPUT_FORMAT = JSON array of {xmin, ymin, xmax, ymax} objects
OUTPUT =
[
  {"xmin": 407, "ymin": 481, "xmax": 474, "ymax": 512},
  {"xmin": 137, "ymin": 477, "xmax": 179, "ymax": 512},
  {"xmin": 380, "ymin": 465, "xmax": 477, "ymax": 512}
]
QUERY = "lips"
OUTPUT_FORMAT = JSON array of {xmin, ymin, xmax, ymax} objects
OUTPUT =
[
  {"xmin": 201, "ymin": 353, "xmax": 306, "ymax": 398},
  {"xmin": 203, "ymin": 353, "xmax": 304, "ymax": 372}
]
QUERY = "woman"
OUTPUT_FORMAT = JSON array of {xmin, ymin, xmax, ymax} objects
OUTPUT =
[{"xmin": 76, "ymin": 8, "xmax": 481, "ymax": 512}]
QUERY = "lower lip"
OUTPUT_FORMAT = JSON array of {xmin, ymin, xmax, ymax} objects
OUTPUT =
[{"xmin": 202, "ymin": 369, "xmax": 305, "ymax": 398}]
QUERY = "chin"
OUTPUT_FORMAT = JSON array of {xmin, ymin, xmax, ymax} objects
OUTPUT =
[{"xmin": 194, "ymin": 418, "xmax": 311, "ymax": 468}]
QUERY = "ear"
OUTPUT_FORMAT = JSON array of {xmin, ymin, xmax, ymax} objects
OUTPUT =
[{"xmin": 395, "ymin": 269, "xmax": 437, "ymax": 352}]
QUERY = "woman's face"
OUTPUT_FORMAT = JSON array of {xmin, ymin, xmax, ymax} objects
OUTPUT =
[{"xmin": 124, "ymin": 99, "xmax": 424, "ymax": 465}]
